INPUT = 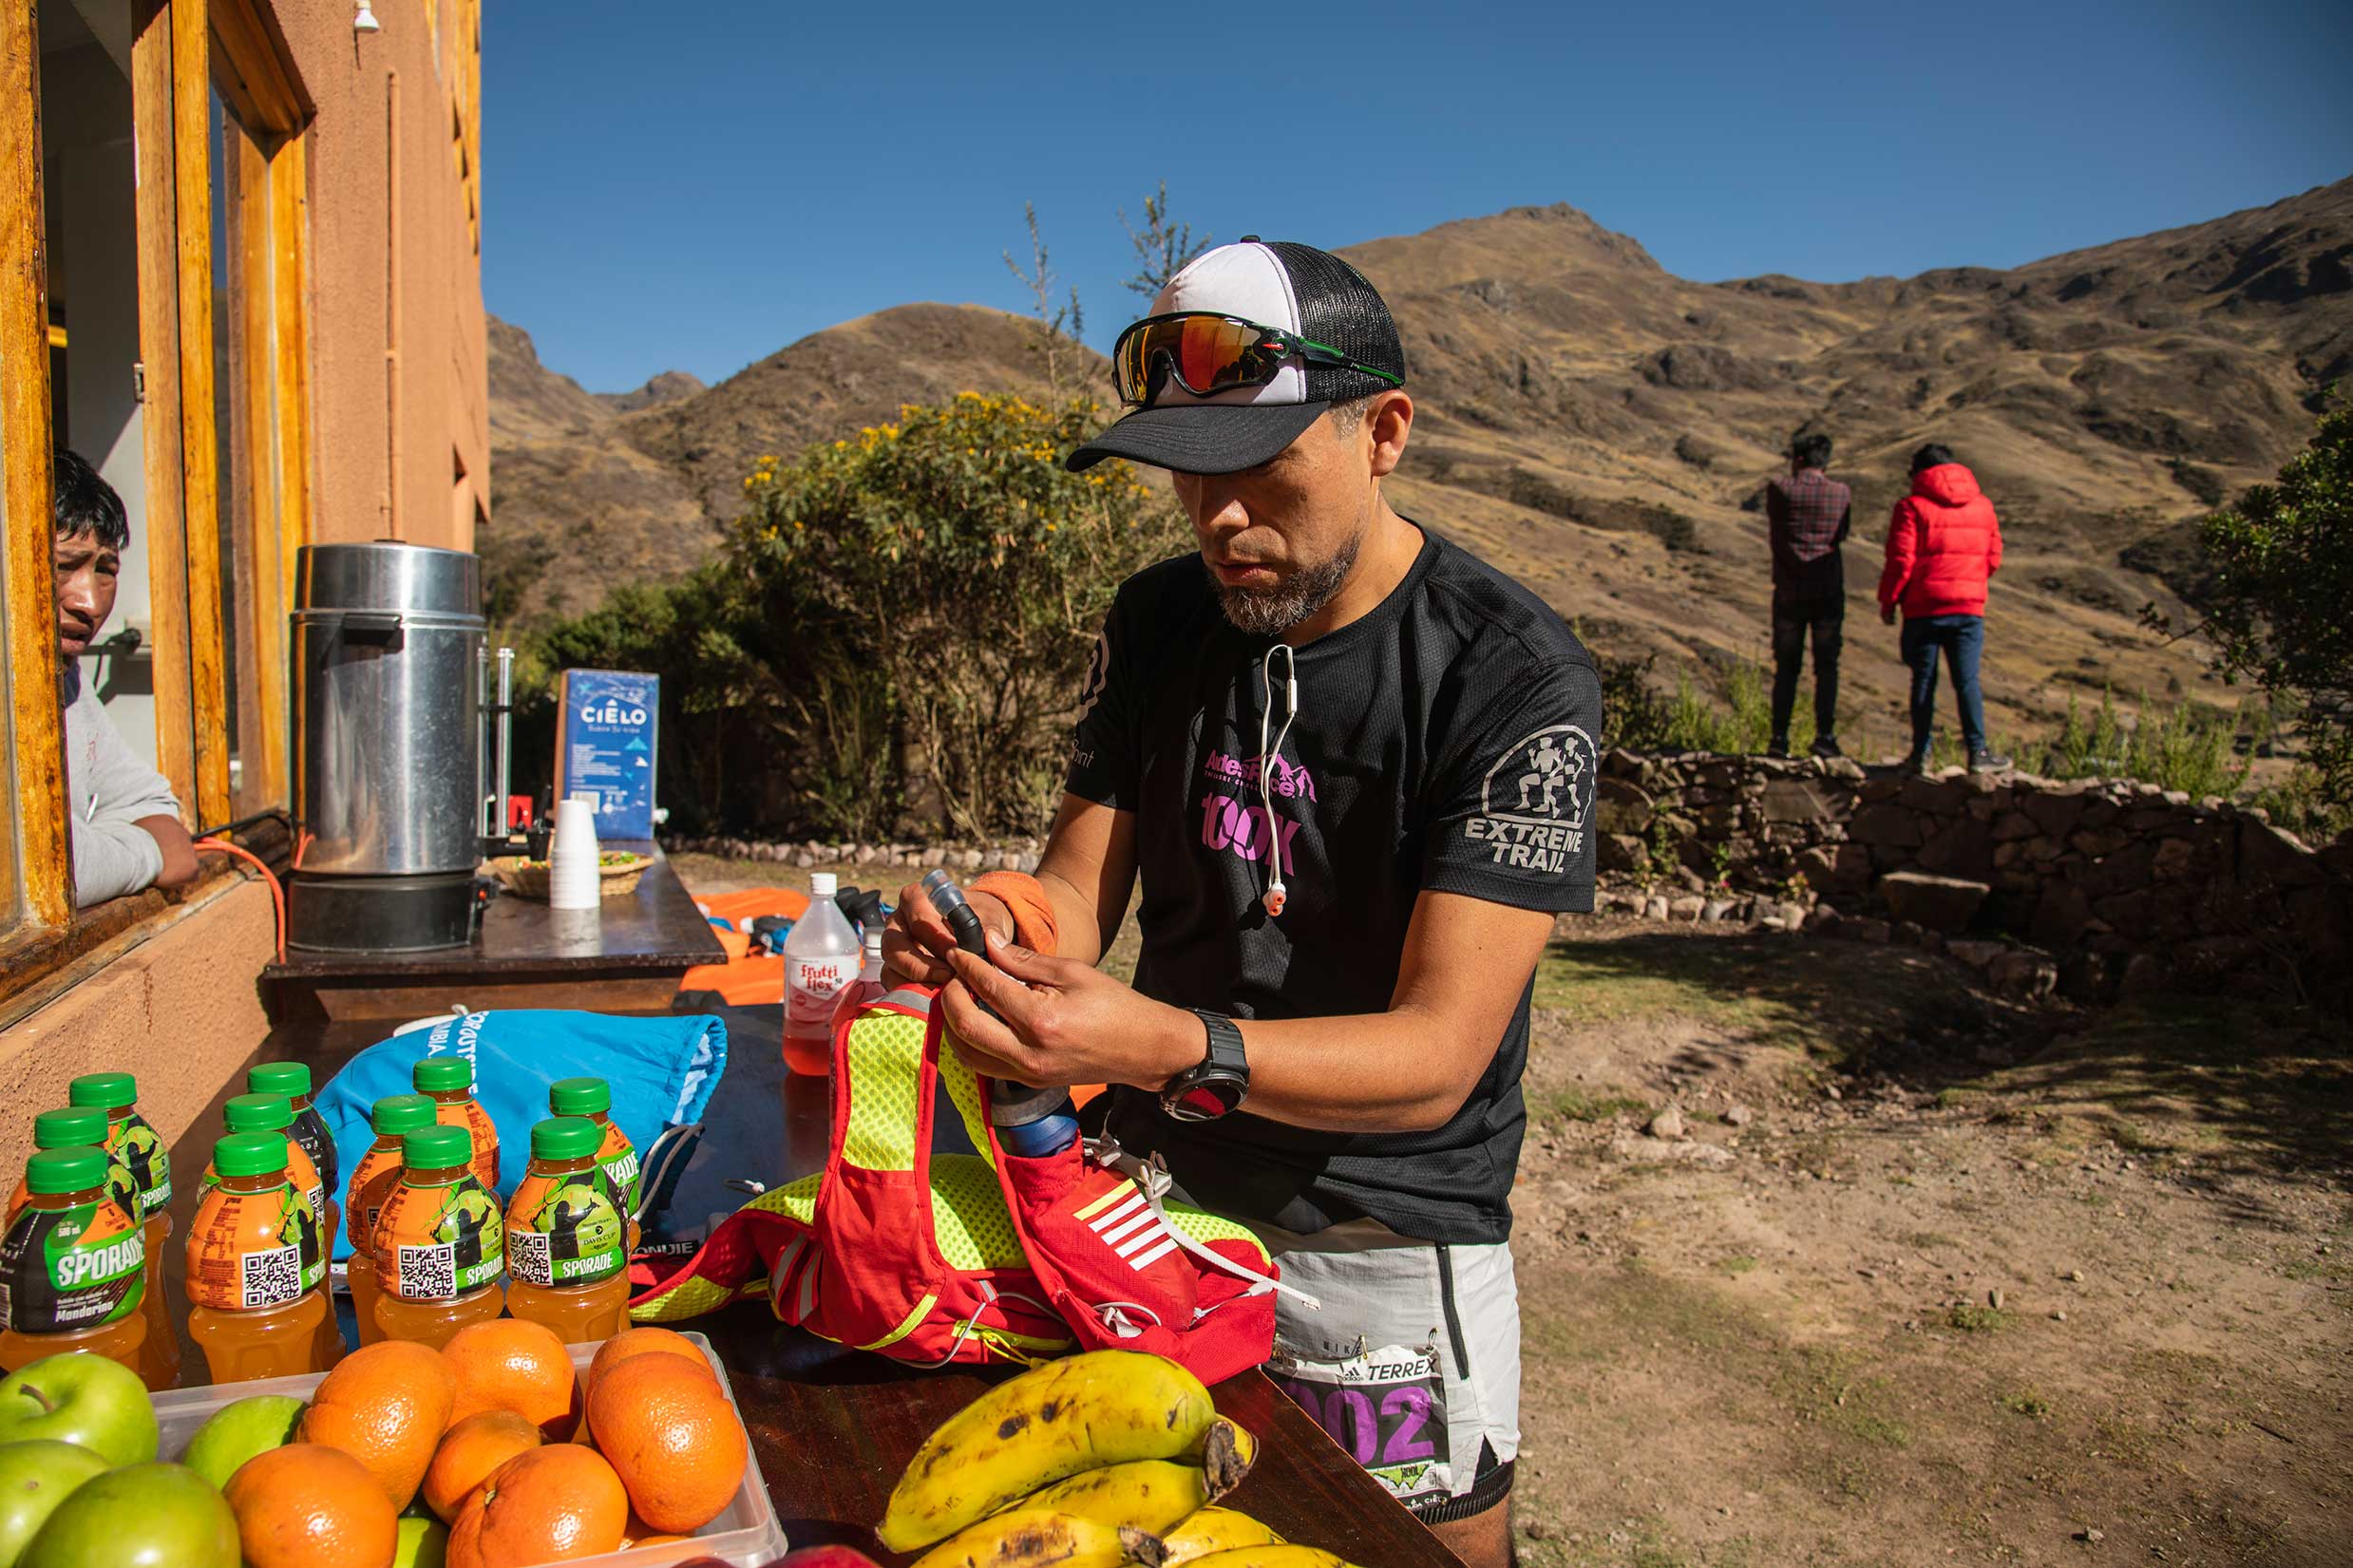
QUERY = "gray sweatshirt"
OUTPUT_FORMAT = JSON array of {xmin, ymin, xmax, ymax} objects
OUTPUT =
[{"xmin": 62, "ymin": 665, "xmax": 183, "ymax": 907}]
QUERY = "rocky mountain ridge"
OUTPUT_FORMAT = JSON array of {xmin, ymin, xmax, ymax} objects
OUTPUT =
[{"xmin": 483, "ymin": 176, "xmax": 2352, "ymax": 740}]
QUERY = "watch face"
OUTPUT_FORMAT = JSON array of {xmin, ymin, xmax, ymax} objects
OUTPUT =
[{"xmin": 1165, "ymin": 1075, "xmax": 1246, "ymax": 1123}]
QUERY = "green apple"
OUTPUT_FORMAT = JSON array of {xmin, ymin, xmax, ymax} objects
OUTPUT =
[
  {"xmin": 176, "ymin": 1394, "xmax": 305, "ymax": 1490},
  {"xmin": 394, "ymin": 1514, "xmax": 448, "ymax": 1568},
  {"xmin": 0, "ymin": 1441, "xmax": 109, "ymax": 1567},
  {"xmin": 0, "ymin": 1355, "xmax": 158, "ymax": 1468},
  {"xmin": 19, "ymin": 1463, "xmax": 238, "ymax": 1568}
]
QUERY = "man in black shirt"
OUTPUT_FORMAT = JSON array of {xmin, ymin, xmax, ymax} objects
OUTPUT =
[{"xmin": 886, "ymin": 239, "xmax": 1599, "ymax": 1563}]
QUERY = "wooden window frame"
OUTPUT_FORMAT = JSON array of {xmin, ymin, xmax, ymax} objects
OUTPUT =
[{"xmin": 1, "ymin": 0, "xmax": 313, "ymax": 1007}]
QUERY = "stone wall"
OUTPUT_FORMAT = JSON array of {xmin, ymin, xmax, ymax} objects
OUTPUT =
[{"xmin": 1593, "ymin": 751, "xmax": 2353, "ymax": 1004}]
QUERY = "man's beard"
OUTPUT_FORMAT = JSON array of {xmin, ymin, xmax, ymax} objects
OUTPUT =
[{"xmin": 1214, "ymin": 529, "xmax": 1363, "ymax": 637}]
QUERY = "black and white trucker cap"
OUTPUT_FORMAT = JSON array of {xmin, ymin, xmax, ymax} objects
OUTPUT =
[{"xmin": 1066, "ymin": 237, "xmax": 1408, "ymax": 476}]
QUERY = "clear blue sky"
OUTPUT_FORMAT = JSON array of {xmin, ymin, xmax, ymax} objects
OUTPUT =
[{"xmin": 483, "ymin": 0, "xmax": 2353, "ymax": 394}]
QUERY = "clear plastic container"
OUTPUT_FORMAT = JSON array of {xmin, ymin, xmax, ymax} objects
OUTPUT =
[
  {"xmin": 783, "ymin": 871, "xmax": 860, "ymax": 1076},
  {"xmin": 149, "ymin": 1330, "xmax": 786, "ymax": 1567}
]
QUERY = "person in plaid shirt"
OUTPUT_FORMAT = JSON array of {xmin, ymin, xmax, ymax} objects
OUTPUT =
[{"xmin": 1764, "ymin": 430, "xmax": 1850, "ymax": 758}]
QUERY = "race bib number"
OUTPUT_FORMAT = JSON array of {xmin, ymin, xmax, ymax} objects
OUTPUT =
[{"xmin": 1268, "ymin": 1341, "xmax": 1452, "ymax": 1504}]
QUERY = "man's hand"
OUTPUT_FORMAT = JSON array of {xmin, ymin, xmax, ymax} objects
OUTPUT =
[
  {"xmin": 882, "ymin": 877, "xmax": 1013, "ymax": 987},
  {"xmin": 939, "ymin": 932, "xmax": 1195, "ymax": 1093},
  {"xmin": 1880, "ymin": 604, "xmax": 1897, "ymax": 626}
]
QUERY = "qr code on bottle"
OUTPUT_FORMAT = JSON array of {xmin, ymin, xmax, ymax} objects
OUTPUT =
[
  {"xmin": 239, "ymin": 1245, "xmax": 302, "ymax": 1309},
  {"xmin": 508, "ymin": 1228, "xmax": 553, "ymax": 1287},
  {"xmin": 397, "ymin": 1243, "xmax": 456, "ymax": 1299}
]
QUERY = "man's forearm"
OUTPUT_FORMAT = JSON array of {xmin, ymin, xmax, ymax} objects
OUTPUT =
[{"xmin": 1129, "ymin": 1003, "xmax": 1483, "ymax": 1136}]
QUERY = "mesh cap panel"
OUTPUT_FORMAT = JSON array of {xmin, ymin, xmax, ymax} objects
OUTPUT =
[{"xmin": 1264, "ymin": 240, "xmax": 1407, "ymax": 399}]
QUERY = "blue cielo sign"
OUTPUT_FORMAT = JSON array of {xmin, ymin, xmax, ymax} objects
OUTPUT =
[{"xmin": 556, "ymin": 669, "xmax": 658, "ymax": 840}]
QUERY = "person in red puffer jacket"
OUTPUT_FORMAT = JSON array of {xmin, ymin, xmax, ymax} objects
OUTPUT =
[{"xmin": 1877, "ymin": 444, "xmax": 2012, "ymax": 773}]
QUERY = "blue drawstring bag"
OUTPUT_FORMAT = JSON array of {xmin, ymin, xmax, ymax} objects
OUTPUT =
[{"xmin": 314, "ymin": 1009, "xmax": 727, "ymax": 1260}]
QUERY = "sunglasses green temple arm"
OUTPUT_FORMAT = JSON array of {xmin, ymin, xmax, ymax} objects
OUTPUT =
[{"xmin": 1282, "ymin": 331, "xmax": 1405, "ymax": 387}]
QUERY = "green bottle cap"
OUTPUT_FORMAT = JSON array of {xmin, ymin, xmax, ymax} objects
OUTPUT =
[
  {"xmin": 547, "ymin": 1077, "xmax": 611, "ymax": 1117},
  {"xmin": 247, "ymin": 1062, "xmax": 313, "ymax": 1098},
  {"xmin": 31, "ymin": 1106, "xmax": 111, "ymax": 1150},
  {"xmin": 402, "ymin": 1124, "xmax": 472, "ymax": 1170},
  {"xmin": 530, "ymin": 1116, "xmax": 602, "ymax": 1162},
  {"xmin": 67, "ymin": 1072, "xmax": 137, "ymax": 1110},
  {"xmin": 26, "ymin": 1148, "xmax": 106, "ymax": 1196},
  {"xmin": 212, "ymin": 1132, "xmax": 290, "ymax": 1180},
  {"xmin": 224, "ymin": 1093, "xmax": 294, "ymax": 1133},
  {"xmin": 413, "ymin": 1058, "xmax": 474, "ymax": 1093},
  {"xmin": 370, "ymin": 1093, "xmax": 436, "ymax": 1136}
]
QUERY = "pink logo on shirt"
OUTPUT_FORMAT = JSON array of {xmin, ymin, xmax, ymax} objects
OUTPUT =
[
  {"xmin": 1200, "ymin": 794, "xmax": 1300, "ymax": 876},
  {"xmin": 1202, "ymin": 750, "xmax": 1317, "ymax": 802}
]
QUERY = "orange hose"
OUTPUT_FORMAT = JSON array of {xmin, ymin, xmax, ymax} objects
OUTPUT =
[{"xmin": 195, "ymin": 838, "xmax": 287, "ymax": 964}]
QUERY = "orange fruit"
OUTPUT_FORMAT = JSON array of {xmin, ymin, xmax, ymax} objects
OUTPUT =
[
  {"xmin": 446, "ymin": 1445, "xmax": 629, "ymax": 1568},
  {"xmin": 585, "ymin": 1353, "xmax": 746, "ymax": 1534},
  {"xmin": 299, "ymin": 1339, "xmax": 457, "ymax": 1510},
  {"xmin": 583, "ymin": 1326, "xmax": 711, "ymax": 1405},
  {"xmin": 222, "ymin": 1443, "xmax": 399, "ymax": 1568},
  {"xmin": 444, "ymin": 1318, "xmax": 579, "ymax": 1437},
  {"xmin": 425, "ymin": 1409, "xmax": 546, "ymax": 1524}
]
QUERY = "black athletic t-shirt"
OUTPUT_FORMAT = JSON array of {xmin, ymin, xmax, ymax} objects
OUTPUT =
[{"xmin": 1066, "ymin": 526, "xmax": 1601, "ymax": 1245}]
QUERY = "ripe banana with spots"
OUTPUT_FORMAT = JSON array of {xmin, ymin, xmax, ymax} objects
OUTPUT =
[
  {"xmin": 1185, "ymin": 1548, "xmax": 1353, "ymax": 1568},
  {"xmin": 1010, "ymin": 1419, "xmax": 1254, "ymax": 1533},
  {"xmin": 880, "ymin": 1350, "xmax": 1217, "ymax": 1550},
  {"xmin": 910, "ymin": 1509, "xmax": 1167, "ymax": 1568},
  {"xmin": 1162, "ymin": 1506, "xmax": 1285, "ymax": 1565}
]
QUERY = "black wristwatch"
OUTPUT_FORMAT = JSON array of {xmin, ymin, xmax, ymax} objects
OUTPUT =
[{"xmin": 1161, "ymin": 1009, "xmax": 1251, "ymax": 1122}]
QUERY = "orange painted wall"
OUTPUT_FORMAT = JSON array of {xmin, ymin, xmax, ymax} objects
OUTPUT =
[{"xmin": 276, "ymin": 0, "xmax": 488, "ymax": 549}]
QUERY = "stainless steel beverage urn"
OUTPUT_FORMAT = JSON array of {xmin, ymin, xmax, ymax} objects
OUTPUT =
[{"xmin": 288, "ymin": 542, "xmax": 484, "ymax": 951}]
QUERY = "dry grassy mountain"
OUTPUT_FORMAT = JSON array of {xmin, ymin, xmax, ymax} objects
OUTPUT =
[{"xmin": 484, "ymin": 177, "xmax": 2351, "ymax": 743}]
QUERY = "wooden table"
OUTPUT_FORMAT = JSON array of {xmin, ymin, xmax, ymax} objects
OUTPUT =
[
  {"xmin": 260, "ymin": 841, "xmax": 726, "ymax": 1023},
  {"xmin": 230, "ymin": 1002, "xmax": 1461, "ymax": 1568}
]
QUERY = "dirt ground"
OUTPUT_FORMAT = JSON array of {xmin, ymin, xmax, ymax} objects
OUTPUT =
[
  {"xmin": 669, "ymin": 856, "xmax": 2351, "ymax": 1565},
  {"xmin": 1508, "ymin": 917, "xmax": 2350, "ymax": 1568}
]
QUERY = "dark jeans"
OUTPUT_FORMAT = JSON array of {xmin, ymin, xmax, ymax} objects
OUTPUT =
[
  {"xmin": 1900, "ymin": 613, "xmax": 1987, "ymax": 757},
  {"xmin": 1770, "ymin": 593, "xmax": 1843, "ymax": 742}
]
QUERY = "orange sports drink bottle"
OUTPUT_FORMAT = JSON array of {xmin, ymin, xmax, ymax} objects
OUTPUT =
[
  {"xmin": 503, "ymin": 1117, "xmax": 631, "ymax": 1343},
  {"xmin": 210, "ymin": 1094, "xmax": 342, "ymax": 1367},
  {"xmin": 7, "ymin": 1107, "xmax": 140, "ymax": 1229},
  {"xmin": 344, "ymin": 1093, "xmax": 434, "ymax": 1346},
  {"xmin": 371, "ymin": 1124, "xmax": 504, "ymax": 1349},
  {"xmin": 67, "ymin": 1072, "xmax": 177, "ymax": 1389},
  {"xmin": 546, "ymin": 1078, "xmax": 640, "ymax": 1255},
  {"xmin": 247, "ymin": 1062, "xmax": 341, "ymax": 1244},
  {"xmin": 184, "ymin": 1132, "xmax": 335, "ymax": 1382},
  {"xmin": 414, "ymin": 1057, "xmax": 500, "ymax": 1190},
  {"xmin": 0, "ymin": 1149, "xmax": 151, "ymax": 1376}
]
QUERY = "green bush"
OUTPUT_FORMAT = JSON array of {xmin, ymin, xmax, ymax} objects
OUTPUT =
[
  {"xmin": 2169, "ymin": 396, "xmax": 2353, "ymax": 833},
  {"xmin": 2019, "ymin": 688, "xmax": 2250, "ymax": 800},
  {"xmin": 522, "ymin": 394, "xmax": 1188, "ymax": 841}
]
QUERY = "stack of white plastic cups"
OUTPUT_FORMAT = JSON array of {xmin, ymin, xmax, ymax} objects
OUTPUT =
[{"xmin": 547, "ymin": 796, "xmax": 601, "ymax": 910}]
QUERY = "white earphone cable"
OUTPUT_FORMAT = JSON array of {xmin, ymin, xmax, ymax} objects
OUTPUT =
[{"xmin": 1259, "ymin": 645, "xmax": 1298, "ymax": 916}]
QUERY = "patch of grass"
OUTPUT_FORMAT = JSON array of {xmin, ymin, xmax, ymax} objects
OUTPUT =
[
  {"xmin": 1907, "ymin": 1231, "xmax": 1964, "ymax": 1251},
  {"xmin": 1540, "ymin": 1086, "xmax": 1651, "ymax": 1124},
  {"xmin": 1934, "ymin": 1086, "xmax": 1983, "ymax": 1108},
  {"xmin": 1947, "ymin": 1304, "xmax": 2014, "ymax": 1333},
  {"xmin": 1719, "ymin": 1254, "xmax": 1758, "ymax": 1275},
  {"xmin": 2000, "ymin": 1389, "xmax": 2056, "ymax": 1418},
  {"xmin": 1781, "ymin": 1347, "xmax": 1913, "ymax": 1450}
]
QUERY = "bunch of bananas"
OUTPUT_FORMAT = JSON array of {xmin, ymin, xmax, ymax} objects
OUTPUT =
[{"xmin": 877, "ymin": 1351, "xmax": 1365, "ymax": 1568}]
